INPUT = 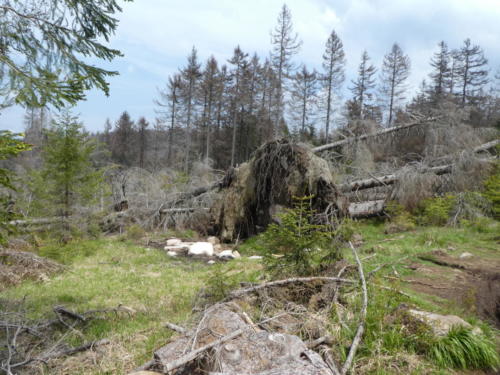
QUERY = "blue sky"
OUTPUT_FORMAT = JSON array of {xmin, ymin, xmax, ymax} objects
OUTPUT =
[{"xmin": 1, "ymin": 0, "xmax": 499, "ymax": 132}]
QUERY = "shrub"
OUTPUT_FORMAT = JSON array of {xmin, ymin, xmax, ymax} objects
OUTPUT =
[
  {"xmin": 384, "ymin": 201, "xmax": 416, "ymax": 233},
  {"xmin": 417, "ymin": 195, "xmax": 456, "ymax": 226},
  {"xmin": 260, "ymin": 195, "xmax": 344, "ymax": 277},
  {"xmin": 428, "ymin": 326, "xmax": 499, "ymax": 370},
  {"xmin": 126, "ymin": 224, "xmax": 145, "ymax": 240},
  {"xmin": 483, "ymin": 162, "xmax": 500, "ymax": 219}
]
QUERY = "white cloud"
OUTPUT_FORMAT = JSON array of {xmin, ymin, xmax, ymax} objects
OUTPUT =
[{"xmin": 3, "ymin": 0, "xmax": 499, "ymax": 131}]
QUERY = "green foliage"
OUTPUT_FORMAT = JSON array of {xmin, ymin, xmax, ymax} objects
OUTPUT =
[
  {"xmin": 483, "ymin": 162, "xmax": 500, "ymax": 219},
  {"xmin": 0, "ymin": 0, "xmax": 131, "ymax": 109},
  {"xmin": 0, "ymin": 131, "xmax": 31, "ymax": 243},
  {"xmin": 261, "ymin": 195, "xmax": 343, "ymax": 277},
  {"xmin": 385, "ymin": 201, "xmax": 416, "ymax": 233},
  {"xmin": 40, "ymin": 112, "xmax": 105, "ymax": 221},
  {"xmin": 428, "ymin": 326, "xmax": 499, "ymax": 370},
  {"xmin": 417, "ymin": 195, "xmax": 456, "ymax": 226},
  {"xmin": 126, "ymin": 224, "xmax": 146, "ymax": 240}
]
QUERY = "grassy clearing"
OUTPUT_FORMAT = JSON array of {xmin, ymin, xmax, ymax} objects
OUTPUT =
[
  {"xmin": 1, "ymin": 236, "xmax": 261, "ymax": 373},
  {"xmin": 2, "ymin": 220, "xmax": 499, "ymax": 374}
]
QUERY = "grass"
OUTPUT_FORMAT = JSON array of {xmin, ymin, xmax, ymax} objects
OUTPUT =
[
  {"xmin": 1, "ymin": 236, "xmax": 262, "ymax": 373},
  {"xmin": 2, "ymin": 219, "xmax": 499, "ymax": 374},
  {"xmin": 429, "ymin": 326, "xmax": 500, "ymax": 370}
]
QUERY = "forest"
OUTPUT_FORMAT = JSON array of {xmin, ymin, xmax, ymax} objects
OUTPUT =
[{"xmin": 0, "ymin": 1, "xmax": 499, "ymax": 374}]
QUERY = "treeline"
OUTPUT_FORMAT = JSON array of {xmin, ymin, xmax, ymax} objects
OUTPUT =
[{"xmin": 23, "ymin": 4, "xmax": 500, "ymax": 172}]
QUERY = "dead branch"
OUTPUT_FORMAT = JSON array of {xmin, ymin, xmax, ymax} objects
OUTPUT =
[
  {"xmin": 160, "ymin": 328, "xmax": 245, "ymax": 372},
  {"xmin": 366, "ymin": 256, "xmax": 410, "ymax": 280},
  {"xmin": 164, "ymin": 322, "xmax": 187, "ymax": 334},
  {"xmin": 306, "ymin": 335, "xmax": 333, "ymax": 349},
  {"xmin": 340, "ymin": 242, "xmax": 368, "ymax": 375},
  {"xmin": 228, "ymin": 276, "xmax": 356, "ymax": 300}
]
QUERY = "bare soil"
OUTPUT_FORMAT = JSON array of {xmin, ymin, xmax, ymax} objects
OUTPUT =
[{"xmin": 407, "ymin": 250, "xmax": 500, "ymax": 328}]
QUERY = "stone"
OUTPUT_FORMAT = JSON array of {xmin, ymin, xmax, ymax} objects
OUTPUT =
[
  {"xmin": 407, "ymin": 309, "xmax": 476, "ymax": 336},
  {"xmin": 166, "ymin": 238, "xmax": 182, "ymax": 246},
  {"xmin": 232, "ymin": 250, "xmax": 241, "ymax": 259},
  {"xmin": 188, "ymin": 242, "xmax": 214, "ymax": 257},
  {"xmin": 217, "ymin": 249, "xmax": 235, "ymax": 259},
  {"xmin": 248, "ymin": 255, "xmax": 263, "ymax": 260},
  {"xmin": 207, "ymin": 260, "xmax": 216, "ymax": 265},
  {"xmin": 459, "ymin": 252, "xmax": 473, "ymax": 259},
  {"xmin": 213, "ymin": 244, "xmax": 223, "ymax": 253},
  {"xmin": 207, "ymin": 236, "xmax": 220, "ymax": 245},
  {"xmin": 167, "ymin": 251, "xmax": 177, "ymax": 257}
]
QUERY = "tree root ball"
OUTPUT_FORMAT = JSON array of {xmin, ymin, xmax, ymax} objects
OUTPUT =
[{"xmin": 210, "ymin": 139, "xmax": 348, "ymax": 241}]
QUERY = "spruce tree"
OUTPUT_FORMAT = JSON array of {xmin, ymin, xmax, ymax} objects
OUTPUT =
[
  {"xmin": 428, "ymin": 41, "xmax": 451, "ymax": 103},
  {"xmin": 270, "ymin": 4, "xmax": 302, "ymax": 133},
  {"xmin": 41, "ymin": 112, "xmax": 103, "ymax": 224},
  {"xmin": 456, "ymin": 38, "xmax": 489, "ymax": 105},
  {"xmin": 380, "ymin": 43, "xmax": 411, "ymax": 126},
  {"xmin": 321, "ymin": 30, "xmax": 345, "ymax": 141},
  {"xmin": 350, "ymin": 51, "xmax": 377, "ymax": 120}
]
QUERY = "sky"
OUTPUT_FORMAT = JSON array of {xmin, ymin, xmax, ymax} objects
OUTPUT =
[{"xmin": 1, "ymin": 0, "xmax": 499, "ymax": 133}]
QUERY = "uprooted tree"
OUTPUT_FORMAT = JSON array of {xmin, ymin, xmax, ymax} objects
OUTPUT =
[{"xmin": 208, "ymin": 139, "xmax": 349, "ymax": 242}]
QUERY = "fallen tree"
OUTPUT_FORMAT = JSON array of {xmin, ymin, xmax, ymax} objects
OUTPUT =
[
  {"xmin": 312, "ymin": 117, "xmax": 438, "ymax": 154},
  {"xmin": 340, "ymin": 140, "xmax": 498, "ymax": 192},
  {"xmin": 209, "ymin": 139, "xmax": 348, "ymax": 241}
]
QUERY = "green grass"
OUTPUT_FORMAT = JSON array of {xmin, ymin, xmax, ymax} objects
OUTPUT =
[
  {"xmin": 429, "ymin": 326, "xmax": 499, "ymax": 370},
  {"xmin": 2, "ymin": 219, "xmax": 499, "ymax": 374},
  {"xmin": 1, "ymin": 236, "xmax": 262, "ymax": 373}
]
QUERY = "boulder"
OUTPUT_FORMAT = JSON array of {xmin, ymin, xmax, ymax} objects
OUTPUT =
[
  {"xmin": 218, "ymin": 250, "xmax": 235, "ymax": 259},
  {"xmin": 459, "ymin": 252, "xmax": 473, "ymax": 259},
  {"xmin": 232, "ymin": 250, "xmax": 241, "ymax": 259},
  {"xmin": 166, "ymin": 238, "xmax": 182, "ymax": 246},
  {"xmin": 188, "ymin": 242, "xmax": 214, "ymax": 257},
  {"xmin": 207, "ymin": 236, "xmax": 220, "ymax": 245},
  {"xmin": 167, "ymin": 251, "xmax": 177, "ymax": 257},
  {"xmin": 407, "ymin": 309, "xmax": 478, "ymax": 336}
]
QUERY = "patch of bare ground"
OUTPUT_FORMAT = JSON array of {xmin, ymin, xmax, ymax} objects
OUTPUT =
[{"xmin": 406, "ymin": 250, "xmax": 500, "ymax": 328}]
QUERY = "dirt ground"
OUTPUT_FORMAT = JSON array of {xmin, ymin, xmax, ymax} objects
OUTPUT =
[{"xmin": 403, "ymin": 250, "xmax": 500, "ymax": 328}]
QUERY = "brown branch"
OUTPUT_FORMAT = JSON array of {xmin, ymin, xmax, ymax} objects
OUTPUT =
[
  {"xmin": 340, "ymin": 242, "xmax": 368, "ymax": 375},
  {"xmin": 228, "ymin": 276, "xmax": 355, "ymax": 299}
]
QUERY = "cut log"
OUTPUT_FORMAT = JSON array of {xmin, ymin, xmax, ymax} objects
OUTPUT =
[
  {"xmin": 348, "ymin": 200, "xmax": 386, "ymax": 218},
  {"xmin": 312, "ymin": 117, "xmax": 437, "ymax": 153}
]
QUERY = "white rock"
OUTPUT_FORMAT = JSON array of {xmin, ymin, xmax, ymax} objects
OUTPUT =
[
  {"xmin": 167, "ymin": 251, "xmax": 177, "ymax": 257},
  {"xmin": 248, "ymin": 255, "xmax": 263, "ymax": 260},
  {"xmin": 232, "ymin": 250, "xmax": 241, "ymax": 259},
  {"xmin": 459, "ymin": 252, "xmax": 473, "ymax": 259},
  {"xmin": 218, "ymin": 249, "xmax": 235, "ymax": 259},
  {"xmin": 207, "ymin": 236, "xmax": 220, "ymax": 245},
  {"xmin": 407, "ymin": 309, "xmax": 477, "ymax": 336},
  {"xmin": 207, "ymin": 260, "xmax": 216, "ymax": 265},
  {"xmin": 188, "ymin": 242, "xmax": 214, "ymax": 257},
  {"xmin": 166, "ymin": 238, "xmax": 182, "ymax": 246}
]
